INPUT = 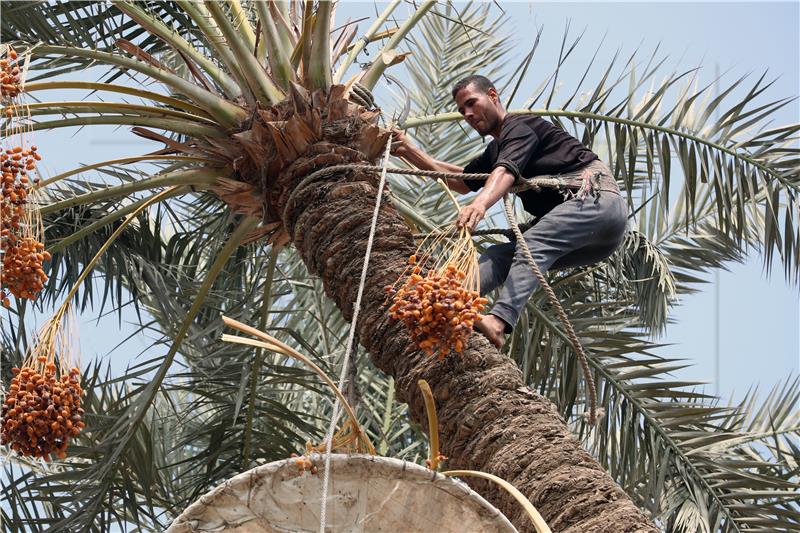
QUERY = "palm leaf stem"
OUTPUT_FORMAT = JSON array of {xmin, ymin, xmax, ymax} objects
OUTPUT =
[
  {"xmin": 22, "ymin": 101, "xmax": 219, "ymax": 124},
  {"xmin": 254, "ymin": 1, "xmax": 293, "ymax": 90},
  {"xmin": 227, "ymin": 0, "xmax": 257, "ymax": 52},
  {"xmin": 203, "ymin": 0, "xmax": 283, "ymax": 106},
  {"xmin": 33, "ymin": 45, "xmax": 246, "ymax": 127},
  {"xmin": 25, "ymin": 115, "xmax": 225, "ymax": 138},
  {"xmin": 345, "ymin": 28, "xmax": 400, "ymax": 52},
  {"xmin": 241, "ymin": 246, "xmax": 279, "ymax": 469},
  {"xmin": 404, "ymin": 109, "xmax": 796, "ymax": 188},
  {"xmin": 173, "ymin": 0, "xmax": 257, "ymax": 109},
  {"xmin": 46, "ymin": 186, "xmax": 189, "ymax": 254},
  {"xmin": 296, "ymin": 1, "xmax": 314, "ymax": 76},
  {"xmin": 268, "ymin": 1, "xmax": 296, "ymax": 56},
  {"xmin": 111, "ymin": 0, "xmax": 240, "ymax": 98},
  {"xmin": 392, "ymin": 194, "xmax": 438, "ymax": 232},
  {"xmin": 274, "ymin": 1, "xmax": 290, "ymax": 21},
  {"xmin": 23, "ymin": 81, "xmax": 213, "ymax": 117},
  {"xmin": 334, "ymin": 1, "xmax": 401, "ymax": 83},
  {"xmin": 36, "ymin": 155, "xmax": 217, "ymax": 189},
  {"xmin": 359, "ymin": 0, "xmax": 437, "ymax": 91},
  {"xmin": 307, "ymin": 0, "xmax": 332, "ymax": 90},
  {"xmin": 39, "ymin": 167, "xmax": 225, "ymax": 215}
]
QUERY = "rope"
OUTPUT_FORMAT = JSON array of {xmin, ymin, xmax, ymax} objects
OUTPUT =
[
  {"xmin": 502, "ymin": 195, "xmax": 599, "ymax": 425},
  {"xmin": 283, "ymin": 165, "xmax": 574, "ymax": 237},
  {"xmin": 317, "ymin": 139, "xmax": 393, "ymax": 533},
  {"xmin": 289, "ymin": 163, "xmax": 568, "ymax": 195},
  {"xmin": 413, "ymin": 221, "xmax": 536, "ymax": 241}
]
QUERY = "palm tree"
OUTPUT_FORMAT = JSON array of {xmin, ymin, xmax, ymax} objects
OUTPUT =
[{"xmin": 2, "ymin": 2, "xmax": 799, "ymax": 532}]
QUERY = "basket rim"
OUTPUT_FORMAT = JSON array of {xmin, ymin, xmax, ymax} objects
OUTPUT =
[{"xmin": 167, "ymin": 453, "xmax": 517, "ymax": 532}]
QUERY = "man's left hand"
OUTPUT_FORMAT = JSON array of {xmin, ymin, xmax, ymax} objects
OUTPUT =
[
  {"xmin": 457, "ymin": 203, "xmax": 486, "ymax": 231},
  {"xmin": 390, "ymin": 128, "xmax": 413, "ymax": 158}
]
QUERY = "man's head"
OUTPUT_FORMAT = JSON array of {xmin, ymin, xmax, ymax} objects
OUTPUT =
[{"xmin": 451, "ymin": 75, "xmax": 505, "ymax": 137}]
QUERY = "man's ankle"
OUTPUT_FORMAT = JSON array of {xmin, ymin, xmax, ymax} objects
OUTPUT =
[
  {"xmin": 476, "ymin": 314, "xmax": 507, "ymax": 349},
  {"xmin": 487, "ymin": 313, "xmax": 512, "ymax": 334}
]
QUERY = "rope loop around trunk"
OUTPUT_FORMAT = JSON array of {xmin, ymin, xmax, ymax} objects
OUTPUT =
[
  {"xmin": 321, "ymin": 164, "xmax": 569, "ymax": 193},
  {"xmin": 292, "ymin": 162, "xmax": 600, "ymax": 425}
]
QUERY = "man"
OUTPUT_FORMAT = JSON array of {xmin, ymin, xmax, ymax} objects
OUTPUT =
[{"xmin": 391, "ymin": 75, "xmax": 627, "ymax": 349}]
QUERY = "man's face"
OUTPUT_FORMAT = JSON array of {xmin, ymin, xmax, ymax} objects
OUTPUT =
[{"xmin": 454, "ymin": 83, "xmax": 502, "ymax": 136}]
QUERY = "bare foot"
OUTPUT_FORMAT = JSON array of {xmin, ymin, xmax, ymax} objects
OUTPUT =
[{"xmin": 474, "ymin": 314, "xmax": 507, "ymax": 349}]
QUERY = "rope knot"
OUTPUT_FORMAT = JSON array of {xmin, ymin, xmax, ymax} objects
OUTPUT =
[{"xmin": 575, "ymin": 171, "xmax": 602, "ymax": 201}]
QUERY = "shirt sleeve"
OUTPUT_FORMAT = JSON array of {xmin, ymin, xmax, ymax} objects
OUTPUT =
[
  {"xmin": 462, "ymin": 145, "xmax": 492, "ymax": 192},
  {"xmin": 494, "ymin": 118, "xmax": 539, "ymax": 181}
]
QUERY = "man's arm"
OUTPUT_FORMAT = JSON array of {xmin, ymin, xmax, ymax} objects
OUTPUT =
[
  {"xmin": 457, "ymin": 118, "xmax": 541, "ymax": 230},
  {"xmin": 391, "ymin": 129, "xmax": 471, "ymax": 194}
]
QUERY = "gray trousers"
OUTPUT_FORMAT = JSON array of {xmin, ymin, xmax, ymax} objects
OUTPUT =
[{"xmin": 479, "ymin": 190, "xmax": 627, "ymax": 332}]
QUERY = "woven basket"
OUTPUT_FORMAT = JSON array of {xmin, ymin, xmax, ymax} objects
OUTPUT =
[{"xmin": 167, "ymin": 454, "xmax": 516, "ymax": 532}]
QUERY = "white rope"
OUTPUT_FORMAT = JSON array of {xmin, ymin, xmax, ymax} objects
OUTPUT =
[{"xmin": 318, "ymin": 137, "xmax": 393, "ymax": 533}]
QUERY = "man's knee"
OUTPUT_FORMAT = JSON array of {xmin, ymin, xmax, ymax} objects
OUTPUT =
[{"xmin": 513, "ymin": 237, "xmax": 561, "ymax": 272}]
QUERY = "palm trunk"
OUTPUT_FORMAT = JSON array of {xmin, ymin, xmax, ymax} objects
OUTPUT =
[{"xmin": 249, "ymin": 86, "xmax": 658, "ymax": 532}]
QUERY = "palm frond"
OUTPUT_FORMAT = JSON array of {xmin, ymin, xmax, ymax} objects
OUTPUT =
[
  {"xmin": 507, "ymin": 277, "xmax": 800, "ymax": 532},
  {"xmin": 602, "ymin": 229, "xmax": 677, "ymax": 333},
  {"xmin": 1, "ymin": 1, "xmax": 209, "ymax": 82}
]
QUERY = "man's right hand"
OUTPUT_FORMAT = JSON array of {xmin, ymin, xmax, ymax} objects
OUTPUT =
[{"xmin": 457, "ymin": 202, "xmax": 487, "ymax": 231}]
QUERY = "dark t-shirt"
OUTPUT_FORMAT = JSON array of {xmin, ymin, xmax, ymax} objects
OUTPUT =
[{"xmin": 463, "ymin": 115, "xmax": 598, "ymax": 218}]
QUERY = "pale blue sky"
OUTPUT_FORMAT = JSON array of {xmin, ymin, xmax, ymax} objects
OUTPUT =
[{"xmin": 15, "ymin": 2, "xmax": 798, "ymax": 403}]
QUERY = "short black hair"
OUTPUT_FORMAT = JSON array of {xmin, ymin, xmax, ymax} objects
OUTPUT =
[{"xmin": 451, "ymin": 75, "xmax": 496, "ymax": 99}]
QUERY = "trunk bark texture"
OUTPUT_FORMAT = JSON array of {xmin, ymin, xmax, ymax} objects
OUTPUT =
[{"xmin": 251, "ymin": 87, "xmax": 658, "ymax": 533}]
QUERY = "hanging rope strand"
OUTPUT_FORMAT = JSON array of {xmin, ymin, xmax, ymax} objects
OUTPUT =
[
  {"xmin": 502, "ymin": 195, "xmax": 599, "ymax": 424},
  {"xmin": 317, "ymin": 139, "xmax": 394, "ymax": 533}
]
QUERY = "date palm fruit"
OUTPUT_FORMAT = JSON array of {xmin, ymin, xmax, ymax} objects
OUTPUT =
[
  {"xmin": 386, "ymin": 227, "xmax": 488, "ymax": 359},
  {"xmin": 0, "ymin": 146, "xmax": 48, "ymax": 304},
  {"xmin": 2, "ymin": 359, "xmax": 84, "ymax": 459},
  {"xmin": 0, "ymin": 46, "xmax": 23, "ymax": 102}
]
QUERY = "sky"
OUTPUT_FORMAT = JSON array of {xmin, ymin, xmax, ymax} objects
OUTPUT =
[{"xmin": 8, "ymin": 2, "xmax": 799, "ymax": 405}]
